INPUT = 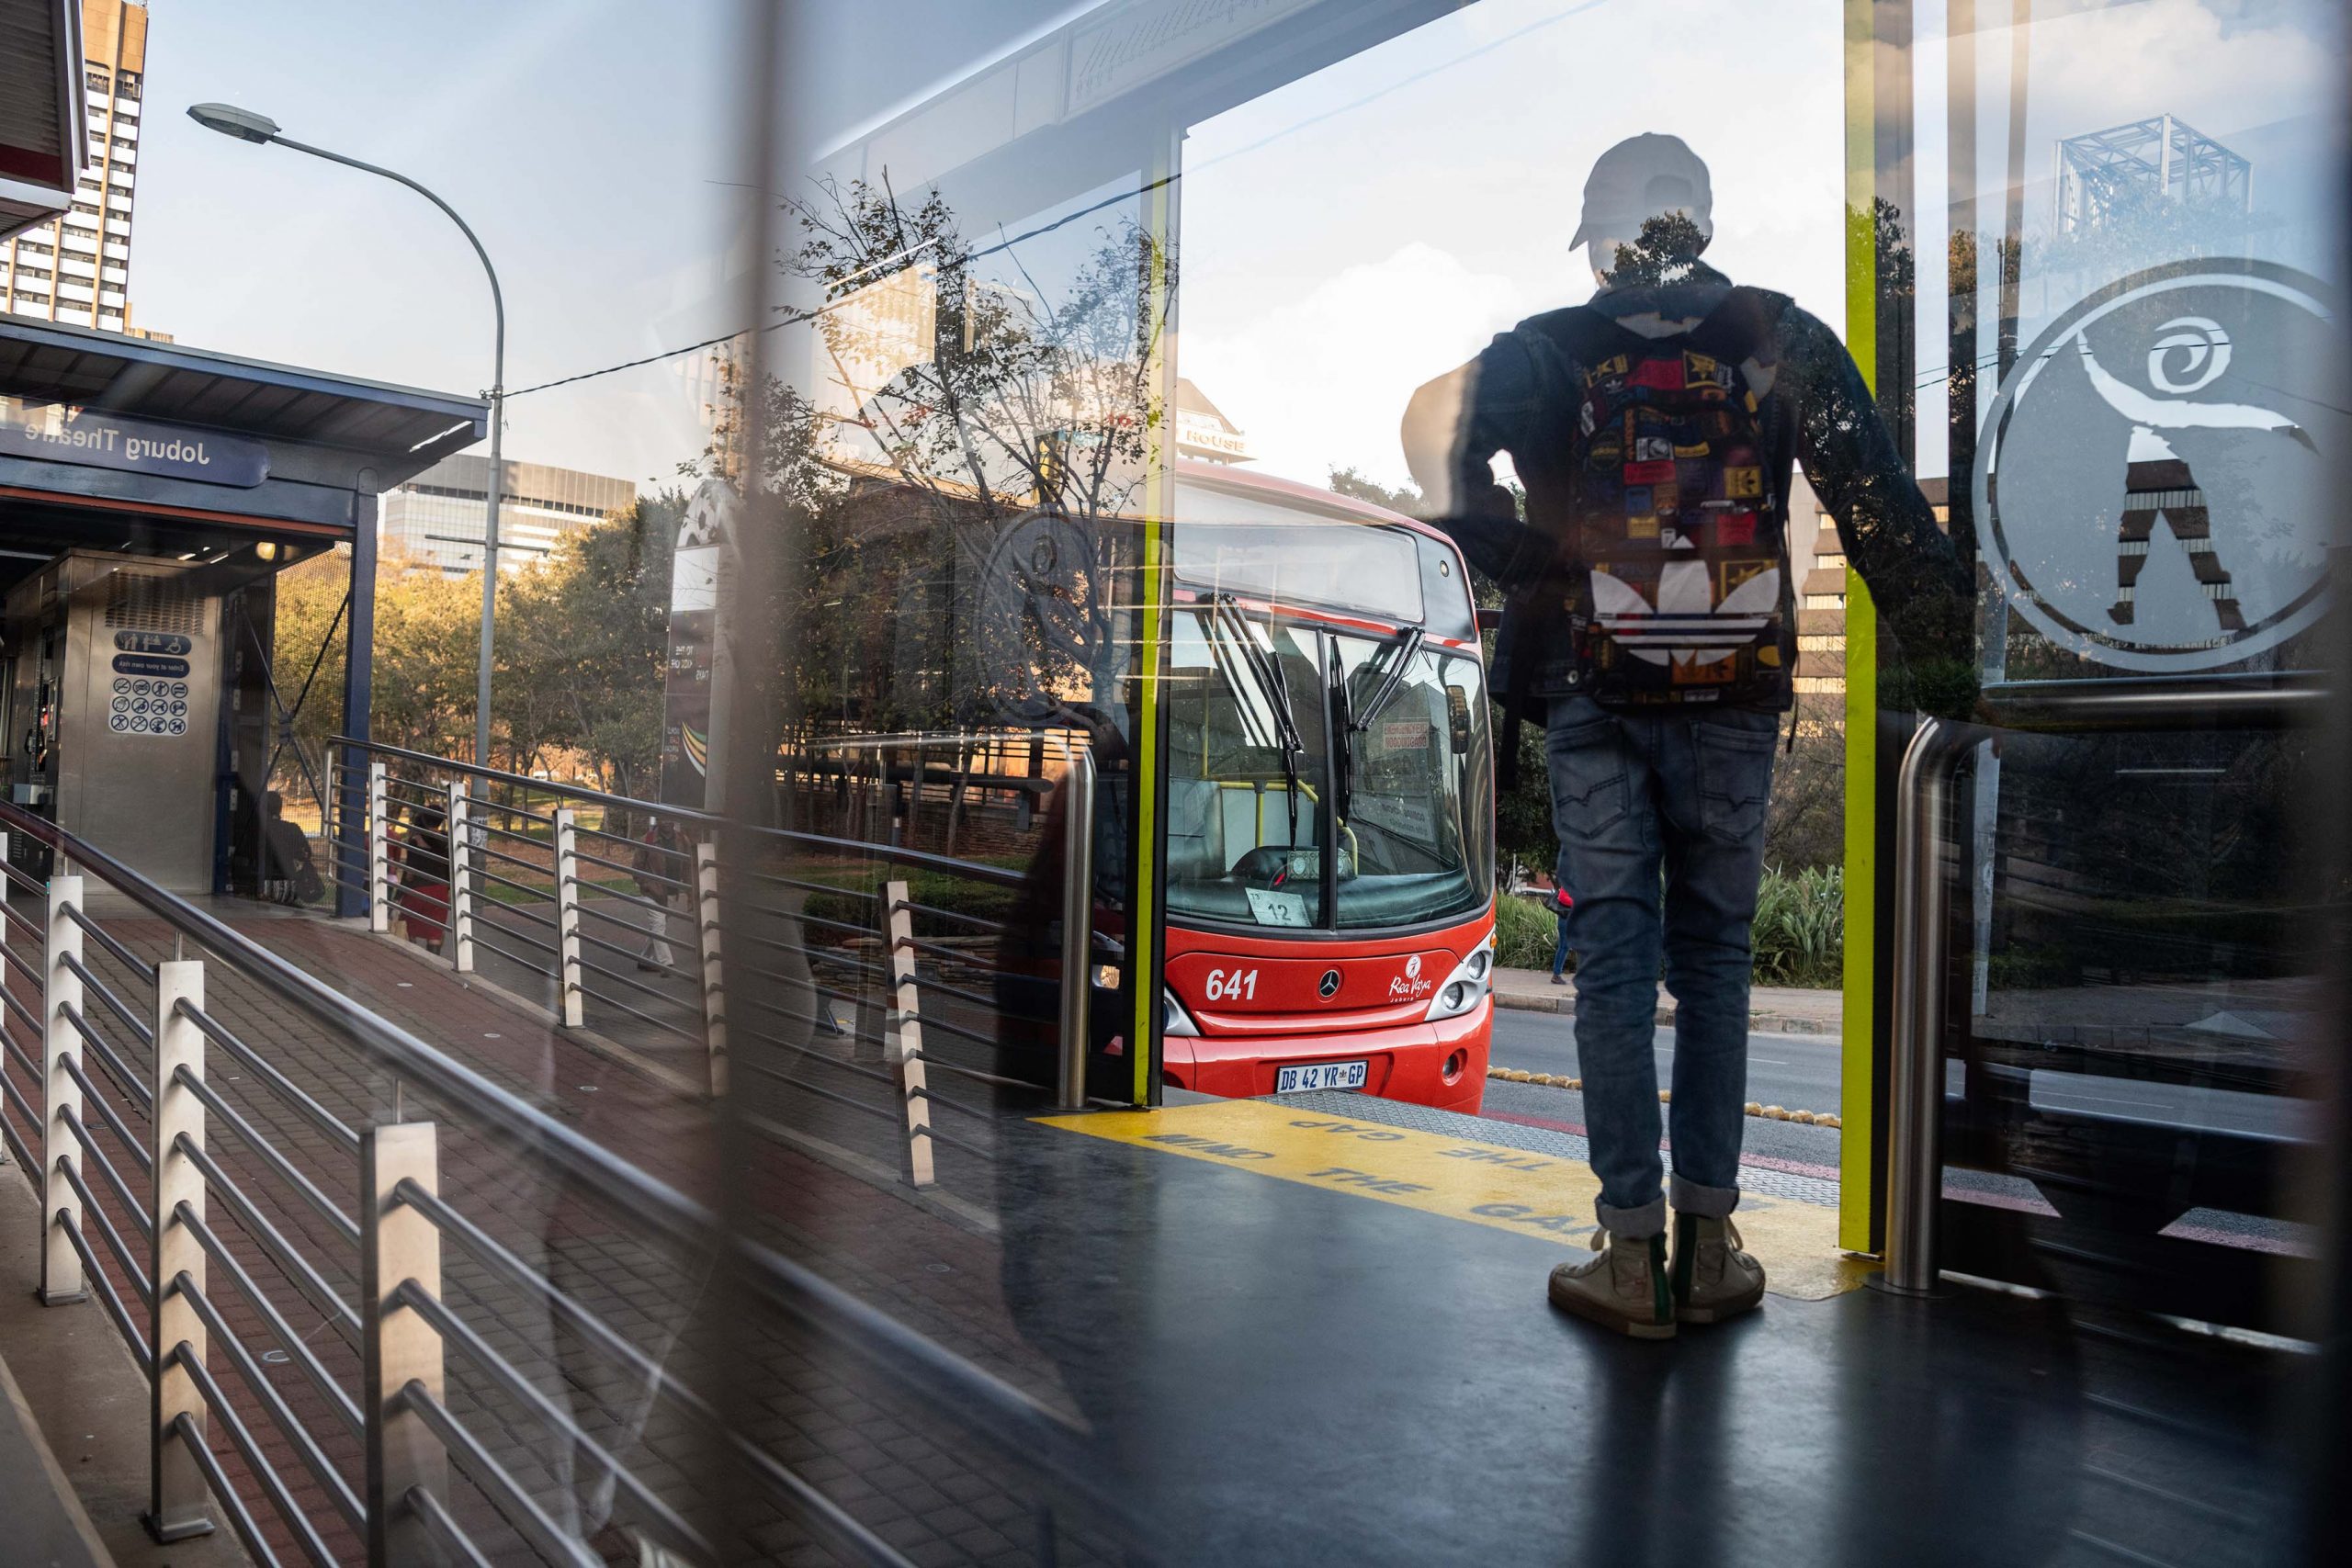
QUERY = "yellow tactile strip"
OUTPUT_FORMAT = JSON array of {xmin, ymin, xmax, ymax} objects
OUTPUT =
[{"xmin": 1036, "ymin": 1100, "xmax": 1870, "ymax": 1302}]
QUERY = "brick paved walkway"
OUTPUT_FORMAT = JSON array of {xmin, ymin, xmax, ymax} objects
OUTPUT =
[{"xmin": 0, "ymin": 890, "xmax": 1120, "ymax": 1565}]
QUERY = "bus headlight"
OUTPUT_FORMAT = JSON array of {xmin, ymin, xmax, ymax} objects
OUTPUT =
[
  {"xmin": 1164, "ymin": 987, "xmax": 1199, "ymax": 1036},
  {"xmin": 1424, "ymin": 940, "xmax": 1495, "ymax": 1021}
]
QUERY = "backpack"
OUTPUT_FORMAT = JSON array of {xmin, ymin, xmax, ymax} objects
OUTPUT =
[{"xmin": 1492, "ymin": 288, "xmax": 1796, "ymax": 780}]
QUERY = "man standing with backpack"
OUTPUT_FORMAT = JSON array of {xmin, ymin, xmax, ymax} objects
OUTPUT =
[{"xmin": 1402, "ymin": 133, "xmax": 1973, "ymax": 1338}]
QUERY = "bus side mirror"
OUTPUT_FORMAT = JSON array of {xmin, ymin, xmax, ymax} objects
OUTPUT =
[{"xmin": 1447, "ymin": 686, "xmax": 1472, "ymax": 755}]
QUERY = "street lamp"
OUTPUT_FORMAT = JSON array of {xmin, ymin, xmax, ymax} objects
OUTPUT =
[{"xmin": 189, "ymin": 102, "xmax": 508, "ymax": 769}]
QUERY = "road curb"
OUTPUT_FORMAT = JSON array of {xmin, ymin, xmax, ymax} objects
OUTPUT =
[
  {"xmin": 1485, "ymin": 1066, "xmax": 1842, "ymax": 1129},
  {"xmin": 1492, "ymin": 990, "xmax": 1838, "ymax": 1037}
]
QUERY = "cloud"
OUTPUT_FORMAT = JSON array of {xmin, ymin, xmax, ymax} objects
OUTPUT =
[
  {"xmin": 1181, "ymin": 243, "xmax": 1527, "ymax": 491},
  {"xmin": 2017, "ymin": 0, "xmax": 2341, "ymax": 149}
]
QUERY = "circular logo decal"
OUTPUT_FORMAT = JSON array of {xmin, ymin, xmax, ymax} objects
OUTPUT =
[
  {"xmin": 1405, "ymin": 954, "xmax": 1423, "ymax": 980},
  {"xmin": 1317, "ymin": 969, "xmax": 1341, "ymax": 999},
  {"xmin": 1976, "ymin": 259, "xmax": 2342, "ymax": 672}
]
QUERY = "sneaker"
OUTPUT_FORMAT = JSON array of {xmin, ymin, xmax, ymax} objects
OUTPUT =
[
  {"xmin": 1548, "ymin": 1229, "xmax": 1675, "ymax": 1339},
  {"xmin": 1669, "ymin": 1213, "xmax": 1765, "ymax": 1324},
  {"xmin": 1550, "ymin": 972, "xmax": 1568, "ymax": 986}
]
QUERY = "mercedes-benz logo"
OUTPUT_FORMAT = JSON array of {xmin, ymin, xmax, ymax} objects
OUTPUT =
[{"xmin": 1317, "ymin": 969, "xmax": 1341, "ymax": 999}]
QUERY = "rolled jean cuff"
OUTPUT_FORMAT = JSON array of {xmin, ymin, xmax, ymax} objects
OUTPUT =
[
  {"xmin": 1670, "ymin": 1173, "xmax": 1741, "ymax": 1220},
  {"xmin": 1596, "ymin": 1196, "xmax": 1667, "ymax": 1239}
]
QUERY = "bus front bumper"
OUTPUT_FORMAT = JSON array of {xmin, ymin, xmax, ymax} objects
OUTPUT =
[{"xmin": 1167, "ymin": 998, "xmax": 1492, "ymax": 1114}]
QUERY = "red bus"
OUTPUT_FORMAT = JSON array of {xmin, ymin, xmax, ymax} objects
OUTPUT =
[{"xmin": 1155, "ymin": 462, "xmax": 1495, "ymax": 1113}]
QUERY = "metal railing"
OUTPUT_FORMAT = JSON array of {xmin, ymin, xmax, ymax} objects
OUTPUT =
[
  {"xmin": 0, "ymin": 801, "xmax": 1124, "ymax": 1564},
  {"xmin": 1879, "ymin": 672, "xmax": 2328, "ymax": 1294},
  {"xmin": 324, "ymin": 738, "xmax": 1111, "ymax": 1197}
]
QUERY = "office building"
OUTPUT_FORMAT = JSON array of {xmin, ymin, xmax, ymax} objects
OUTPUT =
[
  {"xmin": 2, "ymin": 0, "xmax": 148, "ymax": 334},
  {"xmin": 1173, "ymin": 378, "xmax": 1252, "ymax": 464},
  {"xmin": 378, "ymin": 454, "xmax": 636, "ymax": 578},
  {"xmin": 1797, "ymin": 476, "xmax": 1952, "ymax": 728}
]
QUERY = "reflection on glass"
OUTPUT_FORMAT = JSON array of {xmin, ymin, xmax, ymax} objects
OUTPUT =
[
  {"xmin": 1167, "ymin": 610, "xmax": 1327, "ymax": 928},
  {"xmin": 1329, "ymin": 639, "xmax": 1490, "ymax": 931}
]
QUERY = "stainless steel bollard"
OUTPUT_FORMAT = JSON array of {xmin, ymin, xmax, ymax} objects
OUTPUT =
[{"xmin": 1056, "ymin": 750, "xmax": 1096, "ymax": 1111}]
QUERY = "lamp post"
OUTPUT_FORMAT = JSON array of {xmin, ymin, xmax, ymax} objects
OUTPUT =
[{"xmin": 189, "ymin": 102, "xmax": 506, "ymax": 769}]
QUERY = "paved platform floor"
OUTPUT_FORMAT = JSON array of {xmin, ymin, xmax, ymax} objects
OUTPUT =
[
  {"xmin": 0, "ymin": 1307, "xmax": 112, "ymax": 1568},
  {"xmin": 993, "ymin": 1095, "xmax": 2302, "ymax": 1566},
  {"xmin": 0, "ymin": 893, "xmax": 2313, "ymax": 1565}
]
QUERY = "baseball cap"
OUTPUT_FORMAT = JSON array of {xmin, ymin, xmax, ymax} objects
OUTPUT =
[{"xmin": 1570, "ymin": 133, "xmax": 1714, "ymax": 251}]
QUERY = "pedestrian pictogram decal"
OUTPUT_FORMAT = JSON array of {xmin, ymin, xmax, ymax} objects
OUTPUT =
[{"xmin": 1975, "ymin": 259, "xmax": 2342, "ymax": 672}]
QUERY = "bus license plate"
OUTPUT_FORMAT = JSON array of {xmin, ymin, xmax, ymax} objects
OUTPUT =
[{"xmin": 1276, "ymin": 1060, "xmax": 1368, "ymax": 1094}]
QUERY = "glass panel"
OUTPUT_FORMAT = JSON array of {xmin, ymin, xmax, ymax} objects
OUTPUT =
[
  {"xmin": 1330, "ymin": 639, "xmax": 1490, "ymax": 930},
  {"xmin": 1164, "ymin": 609, "xmax": 1329, "ymax": 928},
  {"xmin": 1912, "ymin": 0, "xmax": 2349, "ymax": 1332},
  {"xmin": 1169, "ymin": 511, "xmax": 1425, "ymax": 625}
]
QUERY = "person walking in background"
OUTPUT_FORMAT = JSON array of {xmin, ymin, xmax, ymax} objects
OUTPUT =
[
  {"xmin": 1402, "ymin": 132, "xmax": 1973, "ymax": 1338},
  {"xmin": 634, "ymin": 817, "xmax": 688, "ymax": 973},
  {"xmin": 1550, "ymin": 885, "xmax": 1574, "ymax": 986},
  {"xmin": 262, "ymin": 790, "xmax": 323, "ymax": 906},
  {"xmin": 393, "ymin": 803, "xmax": 451, "ymax": 952}
]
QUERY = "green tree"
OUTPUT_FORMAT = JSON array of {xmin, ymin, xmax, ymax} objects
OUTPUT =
[
  {"xmin": 501, "ymin": 492, "xmax": 684, "ymax": 797},
  {"xmin": 1327, "ymin": 466, "xmax": 1423, "ymax": 516},
  {"xmin": 1600, "ymin": 210, "xmax": 1713, "ymax": 288},
  {"xmin": 370, "ymin": 567, "xmax": 485, "ymax": 758}
]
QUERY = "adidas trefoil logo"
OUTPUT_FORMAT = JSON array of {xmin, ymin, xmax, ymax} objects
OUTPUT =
[{"xmin": 1589, "ymin": 561, "xmax": 1779, "ymax": 667}]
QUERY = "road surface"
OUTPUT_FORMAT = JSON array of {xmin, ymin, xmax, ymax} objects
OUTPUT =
[{"xmin": 1487, "ymin": 1005, "xmax": 1842, "ymax": 1115}]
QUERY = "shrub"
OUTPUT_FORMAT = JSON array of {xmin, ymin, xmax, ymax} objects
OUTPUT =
[
  {"xmin": 1751, "ymin": 864, "xmax": 1843, "ymax": 987},
  {"xmin": 1494, "ymin": 892, "xmax": 1560, "ymax": 971}
]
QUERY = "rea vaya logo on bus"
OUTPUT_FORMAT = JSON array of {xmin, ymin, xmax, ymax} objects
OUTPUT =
[
  {"xmin": 1977, "ymin": 260, "xmax": 2342, "ymax": 671},
  {"xmin": 1388, "ymin": 953, "xmax": 1432, "ymax": 1004}
]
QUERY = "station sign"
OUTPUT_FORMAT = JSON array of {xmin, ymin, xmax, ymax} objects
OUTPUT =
[
  {"xmin": 2, "ymin": 397, "xmax": 269, "ymax": 489},
  {"xmin": 1975, "ymin": 259, "xmax": 2343, "ymax": 673}
]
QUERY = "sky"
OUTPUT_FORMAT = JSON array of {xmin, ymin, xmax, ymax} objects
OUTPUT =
[
  {"xmin": 1180, "ymin": 0, "xmax": 1848, "ymax": 493},
  {"xmin": 130, "ymin": 0, "xmax": 756, "ymax": 492},
  {"xmin": 119, "ymin": 0, "xmax": 2346, "ymax": 503}
]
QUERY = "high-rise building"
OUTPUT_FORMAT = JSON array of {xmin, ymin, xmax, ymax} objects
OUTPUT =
[
  {"xmin": 378, "ymin": 455, "xmax": 637, "ymax": 579},
  {"xmin": 1797, "ymin": 476, "xmax": 1952, "ymax": 730},
  {"xmin": 2, "ymin": 0, "xmax": 147, "ymax": 334}
]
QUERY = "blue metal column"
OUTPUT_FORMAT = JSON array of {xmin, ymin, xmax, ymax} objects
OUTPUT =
[{"xmin": 334, "ymin": 491, "xmax": 378, "ymax": 919}]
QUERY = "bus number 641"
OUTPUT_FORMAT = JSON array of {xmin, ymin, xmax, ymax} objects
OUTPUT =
[{"xmin": 1204, "ymin": 968, "xmax": 1259, "ymax": 1003}]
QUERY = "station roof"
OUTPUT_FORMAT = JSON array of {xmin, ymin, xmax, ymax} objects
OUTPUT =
[{"xmin": 0, "ymin": 315, "xmax": 488, "ymax": 474}]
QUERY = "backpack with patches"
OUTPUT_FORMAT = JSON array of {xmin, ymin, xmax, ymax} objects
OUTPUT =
[{"xmin": 1503, "ymin": 288, "xmax": 1798, "ymax": 725}]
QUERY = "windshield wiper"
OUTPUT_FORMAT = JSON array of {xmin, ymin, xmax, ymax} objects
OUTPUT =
[
  {"xmin": 1326, "ymin": 641, "xmax": 1354, "ymax": 829},
  {"xmin": 1350, "ymin": 626, "xmax": 1426, "ymax": 735},
  {"xmin": 1211, "ymin": 593, "xmax": 1306, "ymax": 851}
]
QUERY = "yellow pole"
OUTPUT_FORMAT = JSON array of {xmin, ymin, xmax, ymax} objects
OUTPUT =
[
  {"xmin": 1131, "ymin": 136, "xmax": 1182, "ymax": 1105},
  {"xmin": 1839, "ymin": 0, "xmax": 1883, "ymax": 1255}
]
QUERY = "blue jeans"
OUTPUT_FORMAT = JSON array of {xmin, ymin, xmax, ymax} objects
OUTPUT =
[
  {"xmin": 1545, "ymin": 694, "xmax": 1779, "ymax": 1238},
  {"xmin": 1551, "ymin": 914, "xmax": 1572, "ymax": 978}
]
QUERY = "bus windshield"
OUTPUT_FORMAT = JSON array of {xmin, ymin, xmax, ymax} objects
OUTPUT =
[
  {"xmin": 1165, "ymin": 601, "xmax": 1491, "ymax": 934},
  {"xmin": 1329, "ymin": 633, "xmax": 1491, "ymax": 931}
]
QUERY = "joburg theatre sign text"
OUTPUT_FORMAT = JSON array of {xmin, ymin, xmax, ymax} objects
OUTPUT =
[{"xmin": 2, "ymin": 398, "xmax": 269, "ymax": 488}]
